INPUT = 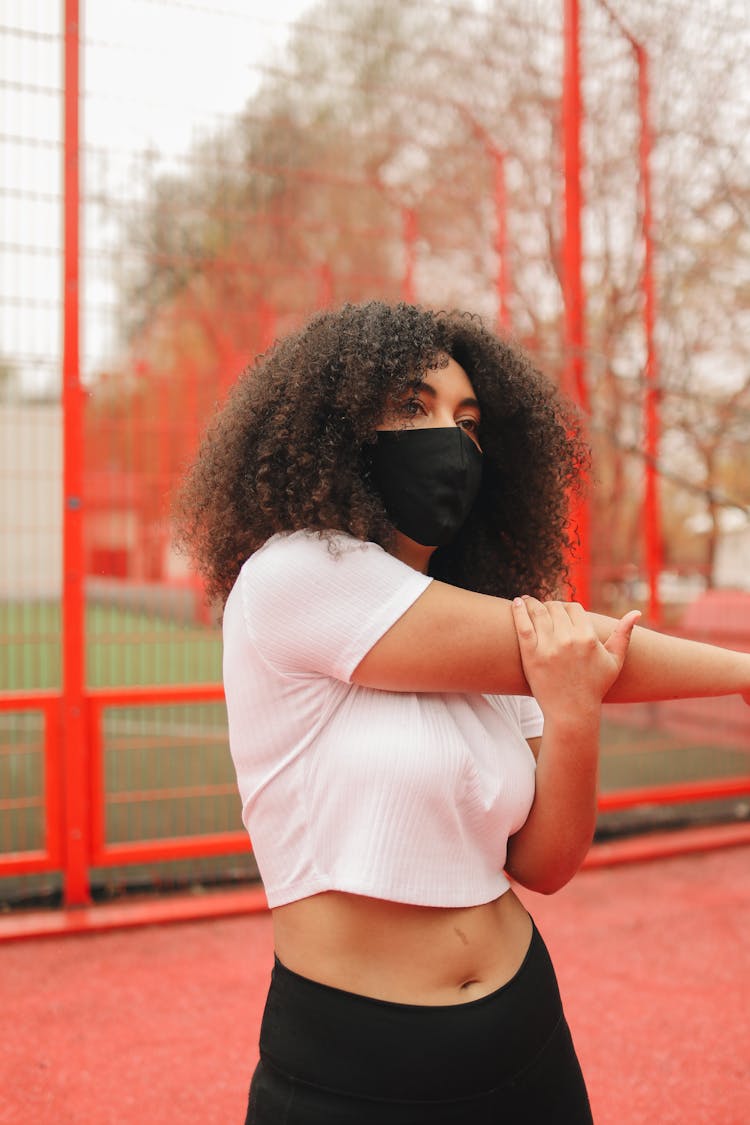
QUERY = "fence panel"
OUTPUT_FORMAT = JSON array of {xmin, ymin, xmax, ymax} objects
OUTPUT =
[
  {"xmin": 1, "ymin": 0, "xmax": 749, "ymax": 914},
  {"xmin": 0, "ymin": 696, "xmax": 62, "ymax": 880}
]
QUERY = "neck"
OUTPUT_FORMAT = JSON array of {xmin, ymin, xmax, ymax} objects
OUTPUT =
[{"xmin": 391, "ymin": 531, "xmax": 435, "ymax": 575}]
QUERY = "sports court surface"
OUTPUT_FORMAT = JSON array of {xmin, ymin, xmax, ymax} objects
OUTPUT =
[{"xmin": 2, "ymin": 842, "xmax": 748, "ymax": 1124}]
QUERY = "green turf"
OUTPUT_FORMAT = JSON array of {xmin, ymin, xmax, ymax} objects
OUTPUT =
[{"xmin": 0, "ymin": 600, "xmax": 222, "ymax": 690}]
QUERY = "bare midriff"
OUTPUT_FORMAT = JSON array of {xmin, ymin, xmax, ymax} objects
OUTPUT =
[{"xmin": 271, "ymin": 887, "xmax": 533, "ymax": 1006}]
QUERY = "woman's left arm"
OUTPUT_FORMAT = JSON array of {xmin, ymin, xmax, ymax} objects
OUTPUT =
[
  {"xmin": 592, "ymin": 611, "xmax": 750, "ymax": 706},
  {"xmin": 505, "ymin": 598, "xmax": 640, "ymax": 894}
]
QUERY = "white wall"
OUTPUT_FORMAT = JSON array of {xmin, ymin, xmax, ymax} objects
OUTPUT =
[
  {"xmin": 0, "ymin": 403, "xmax": 62, "ymax": 598},
  {"xmin": 714, "ymin": 524, "xmax": 750, "ymax": 591}
]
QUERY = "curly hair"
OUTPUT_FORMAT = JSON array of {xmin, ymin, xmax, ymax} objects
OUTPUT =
[{"xmin": 172, "ymin": 301, "xmax": 589, "ymax": 607}]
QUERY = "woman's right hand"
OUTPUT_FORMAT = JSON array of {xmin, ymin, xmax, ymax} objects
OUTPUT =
[{"xmin": 511, "ymin": 596, "xmax": 641, "ymax": 720}]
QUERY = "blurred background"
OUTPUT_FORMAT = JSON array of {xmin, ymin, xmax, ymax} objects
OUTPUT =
[{"xmin": 1, "ymin": 0, "xmax": 749, "ymax": 916}]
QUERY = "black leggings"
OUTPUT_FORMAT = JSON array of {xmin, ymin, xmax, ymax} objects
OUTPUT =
[{"xmin": 245, "ymin": 921, "xmax": 593, "ymax": 1124}]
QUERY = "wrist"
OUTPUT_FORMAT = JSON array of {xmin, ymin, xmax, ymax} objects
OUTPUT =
[{"xmin": 541, "ymin": 706, "xmax": 601, "ymax": 741}]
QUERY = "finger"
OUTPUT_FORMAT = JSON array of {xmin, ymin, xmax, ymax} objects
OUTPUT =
[
  {"xmin": 563, "ymin": 601, "xmax": 587, "ymax": 625},
  {"xmin": 546, "ymin": 600, "xmax": 576, "ymax": 637},
  {"xmin": 602, "ymin": 610, "xmax": 642, "ymax": 667},
  {"xmin": 563, "ymin": 600, "xmax": 598, "ymax": 640},
  {"xmin": 512, "ymin": 597, "xmax": 538, "ymax": 647},
  {"xmin": 520, "ymin": 596, "xmax": 554, "ymax": 640}
]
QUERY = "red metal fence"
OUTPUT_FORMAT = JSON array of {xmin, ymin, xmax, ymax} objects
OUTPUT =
[{"xmin": 1, "ymin": 0, "xmax": 749, "ymax": 915}]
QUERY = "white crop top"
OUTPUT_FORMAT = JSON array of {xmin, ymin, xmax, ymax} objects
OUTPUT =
[{"xmin": 222, "ymin": 530, "xmax": 542, "ymax": 908}]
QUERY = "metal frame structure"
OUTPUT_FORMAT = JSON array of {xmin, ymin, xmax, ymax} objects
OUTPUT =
[
  {"xmin": 1, "ymin": 1, "xmax": 748, "ymax": 929},
  {"xmin": 562, "ymin": 0, "xmax": 591, "ymax": 607},
  {"xmin": 566, "ymin": 0, "xmax": 664, "ymax": 617},
  {"xmin": 61, "ymin": 0, "xmax": 88, "ymax": 906}
]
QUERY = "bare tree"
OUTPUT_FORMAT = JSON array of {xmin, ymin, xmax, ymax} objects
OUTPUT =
[{"xmin": 91, "ymin": 0, "xmax": 749, "ymax": 599}]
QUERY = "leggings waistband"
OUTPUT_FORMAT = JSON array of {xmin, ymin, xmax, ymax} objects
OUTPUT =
[{"xmin": 259, "ymin": 920, "xmax": 564, "ymax": 1103}]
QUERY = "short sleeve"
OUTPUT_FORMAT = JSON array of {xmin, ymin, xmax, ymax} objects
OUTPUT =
[
  {"xmin": 239, "ymin": 530, "xmax": 433, "ymax": 681},
  {"xmin": 483, "ymin": 693, "xmax": 544, "ymax": 739},
  {"xmin": 518, "ymin": 696, "xmax": 544, "ymax": 738}
]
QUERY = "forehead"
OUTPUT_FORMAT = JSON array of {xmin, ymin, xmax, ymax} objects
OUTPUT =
[{"xmin": 419, "ymin": 356, "xmax": 478, "ymax": 400}]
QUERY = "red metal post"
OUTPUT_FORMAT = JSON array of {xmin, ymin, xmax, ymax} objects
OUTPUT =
[
  {"xmin": 62, "ymin": 0, "xmax": 90, "ymax": 904},
  {"xmin": 45, "ymin": 696, "xmax": 64, "ymax": 867},
  {"xmin": 562, "ymin": 0, "xmax": 591, "ymax": 606},
  {"xmin": 637, "ymin": 46, "xmax": 662, "ymax": 624},
  {"xmin": 401, "ymin": 207, "xmax": 418, "ymax": 303},
  {"xmin": 593, "ymin": 2, "xmax": 663, "ymax": 621},
  {"xmin": 86, "ymin": 696, "xmax": 106, "ymax": 865}
]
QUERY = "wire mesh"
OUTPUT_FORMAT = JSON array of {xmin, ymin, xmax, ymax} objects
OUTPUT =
[
  {"xmin": 101, "ymin": 701, "xmax": 233, "ymax": 844},
  {"xmin": 1, "ymin": 0, "xmax": 749, "ymax": 907},
  {"xmin": 0, "ymin": 710, "xmax": 45, "ymax": 853}
]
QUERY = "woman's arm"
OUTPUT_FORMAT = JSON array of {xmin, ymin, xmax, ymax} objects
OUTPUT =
[
  {"xmin": 351, "ymin": 580, "xmax": 750, "ymax": 704},
  {"xmin": 505, "ymin": 710, "xmax": 601, "ymax": 895},
  {"xmin": 504, "ymin": 599, "xmax": 638, "ymax": 894},
  {"xmin": 591, "ymin": 609, "xmax": 750, "ymax": 704}
]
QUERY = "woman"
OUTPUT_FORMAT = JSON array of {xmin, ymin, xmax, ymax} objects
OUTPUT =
[{"xmin": 174, "ymin": 302, "xmax": 749, "ymax": 1124}]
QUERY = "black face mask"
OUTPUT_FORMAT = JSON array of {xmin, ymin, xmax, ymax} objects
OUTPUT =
[{"xmin": 366, "ymin": 427, "xmax": 483, "ymax": 547}]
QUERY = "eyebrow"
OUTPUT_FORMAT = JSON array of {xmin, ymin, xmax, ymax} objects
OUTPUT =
[{"xmin": 408, "ymin": 380, "xmax": 481, "ymax": 412}]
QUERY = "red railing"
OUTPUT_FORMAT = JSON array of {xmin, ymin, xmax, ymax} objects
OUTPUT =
[
  {"xmin": 87, "ymin": 685, "xmax": 244, "ymax": 875},
  {"xmin": 2, "ymin": 679, "xmax": 749, "ymax": 910},
  {"xmin": 0, "ymin": 684, "xmax": 250, "ymax": 902},
  {"xmin": 2, "ymin": 2, "xmax": 749, "ymax": 930}
]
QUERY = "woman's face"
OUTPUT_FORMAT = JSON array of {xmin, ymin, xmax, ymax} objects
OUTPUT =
[{"xmin": 377, "ymin": 356, "xmax": 482, "ymax": 449}]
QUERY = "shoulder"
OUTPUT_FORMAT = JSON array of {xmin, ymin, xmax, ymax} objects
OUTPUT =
[
  {"xmin": 241, "ymin": 529, "xmax": 387, "ymax": 588},
  {"xmin": 230, "ymin": 529, "xmax": 432, "ymax": 683},
  {"xmin": 249, "ymin": 528, "xmax": 375, "ymax": 563},
  {"xmin": 237, "ymin": 526, "xmax": 431, "ymax": 635}
]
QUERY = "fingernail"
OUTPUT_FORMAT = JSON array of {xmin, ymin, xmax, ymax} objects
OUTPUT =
[{"xmin": 513, "ymin": 597, "xmax": 523, "ymax": 608}]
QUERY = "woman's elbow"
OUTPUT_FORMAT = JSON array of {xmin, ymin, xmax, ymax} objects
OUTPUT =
[
  {"xmin": 509, "ymin": 871, "xmax": 572, "ymax": 896},
  {"xmin": 505, "ymin": 856, "xmax": 582, "ymax": 895}
]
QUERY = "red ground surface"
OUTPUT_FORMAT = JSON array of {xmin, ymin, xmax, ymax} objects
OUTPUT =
[{"xmin": 2, "ymin": 845, "xmax": 748, "ymax": 1124}]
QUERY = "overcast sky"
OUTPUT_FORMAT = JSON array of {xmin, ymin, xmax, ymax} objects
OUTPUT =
[{"xmin": 1, "ymin": 0, "xmax": 317, "ymax": 392}]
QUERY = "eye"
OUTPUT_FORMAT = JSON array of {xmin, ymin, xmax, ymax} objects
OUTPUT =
[
  {"xmin": 400, "ymin": 398, "xmax": 426, "ymax": 418},
  {"xmin": 458, "ymin": 417, "xmax": 480, "ymax": 435}
]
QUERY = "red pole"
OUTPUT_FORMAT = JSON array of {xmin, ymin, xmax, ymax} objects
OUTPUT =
[
  {"xmin": 62, "ymin": 0, "xmax": 90, "ymax": 905},
  {"xmin": 591, "ymin": 3, "xmax": 663, "ymax": 621},
  {"xmin": 562, "ymin": 0, "xmax": 591, "ymax": 605},
  {"xmin": 401, "ymin": 207, "xmax": 418, "ymax": 303},
  {"xmin": 637, "ymin": 46, "xmax": 662, "ymax": 624},
  {"xmin": 492, "ymin": 150, "xmax": 511, "ymax": 333}
]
